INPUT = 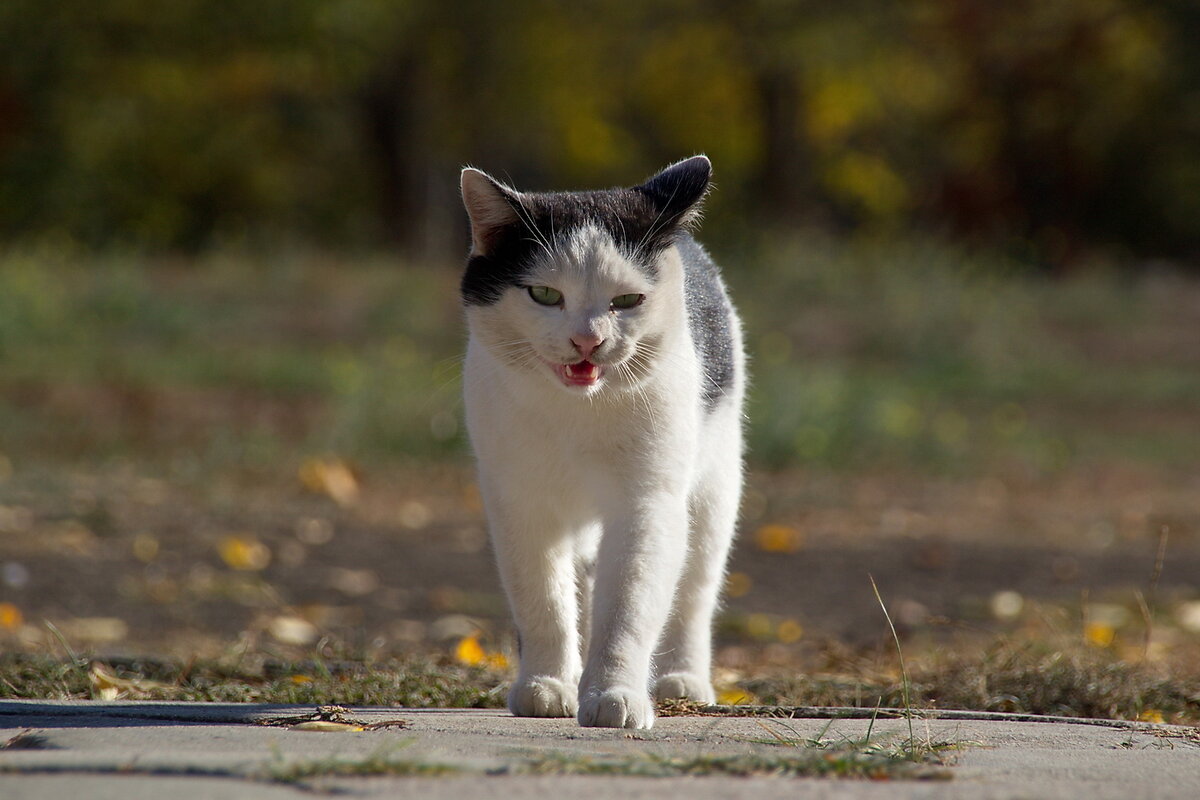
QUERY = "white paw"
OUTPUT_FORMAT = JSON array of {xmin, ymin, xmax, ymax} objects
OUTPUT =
[
  {"xmin": 653, "ymin": 672, "xmax": 716, "ymax": 704},
  {"xmin": 508, "ymin": 675, "xmax": 578, "ymax": 718},
  {"xmin": 577, "ymin": 686, "xmax": 655, "ymax": 729}
]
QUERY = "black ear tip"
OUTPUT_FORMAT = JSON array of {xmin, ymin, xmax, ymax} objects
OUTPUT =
[
  {"xmin": 675, "ymin": 155, "xmax": 712, "ymax": 183},
  {"xmin": 642, "ymin": 155, "xmax": 713, "ymax": 193}
]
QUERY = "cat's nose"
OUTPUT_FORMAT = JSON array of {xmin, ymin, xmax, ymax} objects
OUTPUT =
[{"xmin": 570, "ymin": 333, "xmax": 604, "ymax": 360}]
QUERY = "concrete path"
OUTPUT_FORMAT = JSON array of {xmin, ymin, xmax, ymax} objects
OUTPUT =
[{"xmin": 1, "ymin": 700, "xmax": 1197, "ymax": 798}]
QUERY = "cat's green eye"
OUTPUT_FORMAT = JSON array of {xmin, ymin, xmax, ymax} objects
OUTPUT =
[
  {"xmin": 528, "ymin": 285, "xmax": 563, "ymax": 306},
  {"xmin": 610, "ymin": 293, "xmax": 644, "ymax": 310}
]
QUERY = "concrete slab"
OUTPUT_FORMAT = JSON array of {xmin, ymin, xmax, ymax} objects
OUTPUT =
[{"xmin": 1, "ymin": 701, "xmax": 1197, "ymax": 799}]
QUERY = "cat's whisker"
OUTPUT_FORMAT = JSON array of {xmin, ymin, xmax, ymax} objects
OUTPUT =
[
  {"xmin": 520, "ymin": 235, "xmax": 555, "ymax": 262},
  {"xmin": 630, "ymin": 340, "xmax": 723, "ymax": 396},
  {"xmin": 510, "ymin": 197, "xmax": 556, "ymax": 260},
  {"xmin": 616, "ymin": 359, "xmax": 660, "ymax": 434}
]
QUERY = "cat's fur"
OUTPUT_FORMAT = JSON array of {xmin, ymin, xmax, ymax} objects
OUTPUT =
[{"xmin": 459, "ymin": 156, "xmax": 744, "ymax": 729}]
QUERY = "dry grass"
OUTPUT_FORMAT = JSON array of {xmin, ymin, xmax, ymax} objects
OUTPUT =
[{"xmin": 738, "ymin": 639, "xmax": 1200, "ymax": 725}]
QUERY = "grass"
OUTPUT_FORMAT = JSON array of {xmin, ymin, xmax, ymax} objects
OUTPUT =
[
  {"xmin": 1, "ymin": 732, "xmax": 949, "ymax": 784},
  {"xmin": 748, "ymin": 715, "xmax": 961, "ymax": 774},
  {"xmin": 266, "ymin": 743, "xmax": 461, "ymax": 783},
  {"xmin": 739, "ymin": 641, "xmax": 1200, "ymax": 725},
  {"xmin": 0, "ymin": 652, "xmax": 506, "ymax": 708},
  {"xmin": 2, "ymin": 238, "xmax": 1198, "ymax": 474},
  {"xmin": 498, "ymin": 746, "xmax": 951, "ymax": 779},
  {"xmin": 266, "ymin": 738, "xmax": 952, "ymax": 783},
  {"xmin": 870, "ymin": 574, "xmax": 916, "ymax": 755},
  {"xmin": 2, "ymin": 635, "xmax": 1195, "ymax": 724}
]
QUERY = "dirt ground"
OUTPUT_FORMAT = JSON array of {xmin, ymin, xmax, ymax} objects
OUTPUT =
[{"xmin": 1, "ymin": 457, "xmax": 1196, "ymax": 665}]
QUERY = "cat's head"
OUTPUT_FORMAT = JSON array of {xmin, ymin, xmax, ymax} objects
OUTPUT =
[{"xmin": 459, "ymin": 156, "xmax": 711, "ymax": 397}]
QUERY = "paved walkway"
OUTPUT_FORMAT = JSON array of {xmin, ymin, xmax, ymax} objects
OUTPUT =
[{"xmin": 1, "ymin": 700, "xmax": 1197, "ymax": 798}]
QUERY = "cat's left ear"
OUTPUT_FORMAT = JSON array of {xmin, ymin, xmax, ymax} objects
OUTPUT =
[
  {"xmin": 461, "ymin": 167, "xmax": 524, "ymax": 256},
  {"xmin": 635, "ymin": 155, "xmax": 712, "ymax": 229}
]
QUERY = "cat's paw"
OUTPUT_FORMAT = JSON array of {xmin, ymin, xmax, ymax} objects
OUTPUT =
[
  {"xmin": 508, "ymin": 675, "xmax": 578, "ymax": 718},
  {"xmin": 653, "ymin": 672, "xmax": 716, "ymax": 704},
  {"xmin": 577, "ymin": 686, "xmax": 655, "ymax": 729}
]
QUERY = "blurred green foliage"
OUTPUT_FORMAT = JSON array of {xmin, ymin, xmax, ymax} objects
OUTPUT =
[
  {"xmin": 1, "ymin": 0, "xmax": 1198, "ymax": 261},
  {"xmin": 2, "ymin": 244, "xmax": 1197, "ymax": 474}
]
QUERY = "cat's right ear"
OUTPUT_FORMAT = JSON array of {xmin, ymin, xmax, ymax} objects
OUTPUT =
[{"xmin": 461, "ymin": 168, "xmax": 522, "ymax": 256}]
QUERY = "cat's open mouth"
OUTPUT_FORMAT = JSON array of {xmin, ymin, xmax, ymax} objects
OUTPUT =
[{"xmin": 560, "ymin": 359, "xmax": 603, "ymax": 388}]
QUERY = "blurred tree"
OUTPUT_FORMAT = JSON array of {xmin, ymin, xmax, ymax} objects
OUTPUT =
[
  {"xmin": 906, "ymin": 0, "xmax": 1176, "ymax": 261},
  {"xmin": 0, "ymin": 0, "xmax": 1196, "ymax": 264}
]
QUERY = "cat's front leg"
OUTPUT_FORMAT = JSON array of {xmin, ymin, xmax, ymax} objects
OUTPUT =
[
  {"xmin": 578, "ymin": 493, "xmax": 689, "ymax": 729},
  {"xmin": 654, "ymin": 457, "xmax": 742, "ymax": 705},
  {"xmin": 488, "ymin": 503, "xmax": 582, "ymax": 718}
]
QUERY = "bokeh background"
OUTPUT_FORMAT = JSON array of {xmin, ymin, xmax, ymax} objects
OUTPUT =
[
  {"xmin": 4, "ymin": 0, "xmax": 1200, "ymax": 259},
  {"xmin": 1, "ymin": 0, "xmax": 1198, "ymax": 695}
]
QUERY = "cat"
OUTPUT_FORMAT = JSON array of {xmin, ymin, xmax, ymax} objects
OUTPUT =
[{"xmin": 458, "ymin": 156, "xmax": 745, "ymax": 729}]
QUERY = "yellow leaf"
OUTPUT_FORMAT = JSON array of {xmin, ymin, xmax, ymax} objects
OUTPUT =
[
  {"xmin": 217, "ymin": 535, "xmax": 271, "ymax": 571},
  {"xmin": 754, "ymin": 524, "xmax": 803, "ymax": 554},
  {"xmin": 1084, "ymin": 622, "xmax": 1116, "ymax": 648},
  {"xmin": 716, "ymin": 688, "xmax": 759, "ymax": 705},
  {"xmin": 291, "ymin": 721, "xmax": 364, "ymax": 732},
  {"xmin": 290, "ymin": 674, "xmax": 313, "ymax": 684},
  {"xmin": 776, "ymin": 619, "xmax": 804, "ymax": 644},
  {"xmin": 298, "ymin": 457, "xmax": 360, "ymax": 506},
  {"xmin": 1137, "ymin": 709, "xmax": 1165, "ymax": 724},
  {"xmin": 89, "ymin": 662, "xmax": 168, "ymax": 700},
  {"xmin": 454, "ymin": 634, "xmax": 486, "ymax": 666},
  {"xmin": 454, "ymin": 634, "xmax": 508, "ymax": 669},
  {"xmin": 0, "ymin": 602, "xmax": 23, "ymax": 630}
]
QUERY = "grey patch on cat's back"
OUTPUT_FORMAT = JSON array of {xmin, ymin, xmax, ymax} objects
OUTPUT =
[{"xmin": 678, "ymin": 235, "xmax": 737, "ymax": 410}]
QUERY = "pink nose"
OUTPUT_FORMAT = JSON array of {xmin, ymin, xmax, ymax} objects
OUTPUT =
[{"xmin": 571, "ymin": 333, "xmax": 604, "ymax": 359}]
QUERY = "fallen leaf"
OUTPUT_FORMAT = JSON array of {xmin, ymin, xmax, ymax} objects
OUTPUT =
[
  {"xmin": 776, "ymin": 618, "xmax": 803, "ymax": 643},
  {"xmin": 754, "ymin": 524, "xmax": 804, "ymax": 554},
  {"xmin": 89, "ymin": 662, "xmax": 169, "ymax": 700},
  {"xmin": 716, "ymin": 688, "xmax": 759, "ymax": 705},
  {"xmin": 217, "ymin": 535, "xmax": 271, "ymax": 571},
  {"xmin": 298, "ymin": 457, "xmax": 360, "ymax": 506},
  {"xmin": 290, "ymin": 721, "xmax": 365, "ymax": 732},
  {"xmin": 269, "ymin": 615, "xmax": 319, "ymax": 646},
  {"xmin": 1176, "ymin": 600, "xmax": 1200, "ymax": 633},
  {"xmin": 1084, "ymin": 622, "xmax": 1116, "ymax": 648},
  {"xmin": 454, "ymin": 634, "xmax": 508, "ymax": 669},
  {"xmin": 0, "ymin": 602, "xmax": 23, "ymax": 630},
  {"xmin": 455, "ymin": 634, "xmax": 486, "ymax": 666}
]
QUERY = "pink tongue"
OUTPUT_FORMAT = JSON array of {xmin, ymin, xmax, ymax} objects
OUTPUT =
[{"xmin": 569, "ymin": 360, "xmax": 595, "ymax": 377}]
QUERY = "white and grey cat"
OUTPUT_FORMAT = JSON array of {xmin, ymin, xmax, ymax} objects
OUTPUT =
[{"xmin": 459, "ymin": 156, "xmax": 744, "ymax": 729}]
